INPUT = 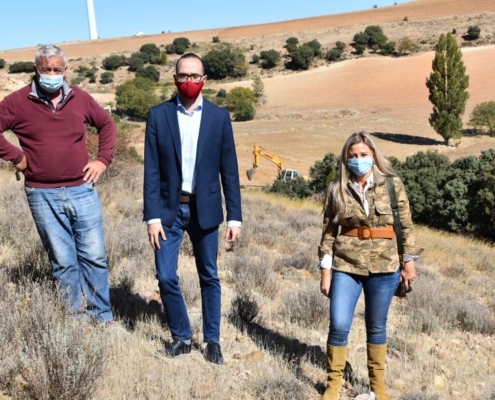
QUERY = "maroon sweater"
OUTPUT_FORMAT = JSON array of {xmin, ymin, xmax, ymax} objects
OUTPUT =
[{"xmin": 0, "ymin": 82, "xmax": 116, "ymax": 188}]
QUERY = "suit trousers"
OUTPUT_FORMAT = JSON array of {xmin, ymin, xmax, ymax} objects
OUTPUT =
[{"xmin": 155, "ymin": 201, "xmax": 221, "ymax": 343}]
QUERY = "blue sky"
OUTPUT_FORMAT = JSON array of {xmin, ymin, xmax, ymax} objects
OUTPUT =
[{"xmin": 0, "ymin": 0, "xmax": 410, "ymax": 51}]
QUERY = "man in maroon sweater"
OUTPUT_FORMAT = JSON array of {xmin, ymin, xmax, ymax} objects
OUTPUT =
[{"xmin": 0, "ymin": 45, "xmax": 117, "ymax": 325}]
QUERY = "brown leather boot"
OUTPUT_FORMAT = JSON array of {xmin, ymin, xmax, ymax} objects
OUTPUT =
[
  {"xmin": 367, "ymin": 343, "xmax": 391, "ymax": 400},
  {"xmin": 322, "ymin": 344, "xmax": 347, "ymax": 400}
]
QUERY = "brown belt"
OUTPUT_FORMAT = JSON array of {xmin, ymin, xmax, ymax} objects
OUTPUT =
[
  {"xmin": 180, "ymin": 194, "xmax": 196, "ymax": 203},
  {"xmin": 341, "ymin": 226, "xmax": 395, "ymax": 240}
]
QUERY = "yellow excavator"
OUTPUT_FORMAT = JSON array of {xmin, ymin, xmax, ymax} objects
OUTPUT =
[{"xmin": 246, "ymin": 145, "xmax": 299, "ymax": 181}]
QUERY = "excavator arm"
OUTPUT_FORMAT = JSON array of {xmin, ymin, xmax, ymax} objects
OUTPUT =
[{"xmin": 247, "ymin": 145, "xmax": 286, "ymax": 180}]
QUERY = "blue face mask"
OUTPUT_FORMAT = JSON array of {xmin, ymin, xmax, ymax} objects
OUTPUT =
[
  {"xmin": 38, "ymin": 71, "xmax": 64, "ymax": 93},
  {"xmin": 348, "ymin": 157, "xmax": 374, "ymax": 176}
]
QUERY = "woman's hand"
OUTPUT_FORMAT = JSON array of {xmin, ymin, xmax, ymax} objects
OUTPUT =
[
  {"xmin": 400, "ymin": 260, "xmax": 416, "ymax": 291},
  {"xmin": 320, "ymin": 268, "xmax": 332, "ymax": 298}
]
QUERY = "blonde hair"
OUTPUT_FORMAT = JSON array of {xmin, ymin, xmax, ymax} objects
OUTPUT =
[{"xmin": 326, "ymin": 131, "xmax": 396, "ymax": 223}]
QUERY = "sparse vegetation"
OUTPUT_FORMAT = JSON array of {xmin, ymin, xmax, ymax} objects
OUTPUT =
[{"xmin": 468, "ymin": 101, "xmax": 495, "ymax": 135}]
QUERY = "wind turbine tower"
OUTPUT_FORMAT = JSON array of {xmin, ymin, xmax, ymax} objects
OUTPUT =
[{"xmin": 86, "ymin": 0, "xmax": 98, "ymax": 40}]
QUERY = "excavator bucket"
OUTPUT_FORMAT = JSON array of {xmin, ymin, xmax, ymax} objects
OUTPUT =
[{"xmin": 246, "ymin": 168, "xmax": 256, "ymax": 181}]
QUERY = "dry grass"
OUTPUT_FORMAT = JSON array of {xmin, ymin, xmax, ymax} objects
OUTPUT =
[{"xmin": 1, "ymin": 159, "xmax": 495, "ymax": 399}]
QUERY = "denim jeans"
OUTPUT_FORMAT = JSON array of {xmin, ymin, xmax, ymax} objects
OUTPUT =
[
  {"xmin": 328, "ymin": 268, "xmax": 400, "ymax": 346},
  {"xmin": 155, "ymin": 202, "xmax": 221, "ymax": 343},
  {"xmin": 25, "ymin": 183, "xmax": 113, "ymax": 323}
]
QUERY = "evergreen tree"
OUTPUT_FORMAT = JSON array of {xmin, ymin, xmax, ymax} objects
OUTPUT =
[
  {"xmin": 252, "ymin": 75, "xmax": 264, "ymax": 98},
  {"xmin": 426, "ymin": 33, "xmax": 470, "ymax": 145}
]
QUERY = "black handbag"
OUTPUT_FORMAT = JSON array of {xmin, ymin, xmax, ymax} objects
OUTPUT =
[{"xmin": 387, "ymin": 177, "xmax": 412, "ymax": 298}]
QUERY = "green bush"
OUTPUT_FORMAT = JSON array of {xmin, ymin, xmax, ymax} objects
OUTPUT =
[
  {"xmin": 9, "ymin": 61, "xmax": 34, "ymax": 73},
  {"xmin": 212, "ymin": 36, "xmax": 221, "ymax": 43},
  {"xmin": 173, "ymin": 37, "xmax": 191, "ymax": 49},
  {"xmin": 398, "ymin": 37, "xmax": 416, "ymax": 54},
  {"xmin": 326, "ymin": 48, "xmax": 343, "ymax": 62},
  {"xmin": 159, "ymin": 51, "xmax": 167, "ymax": 65},
  {"xmin": 225, "ymin": 87, "xmax": 256, "ymax": 121},
  {"xmin": 217, "ymin": 88, "xmax": 226, "ymax": 98},
  {"xmin": 131, "ymin": 51, "xmax": 150, "ymax": 63},
  {"xmin": 467, "ymin": 25, "xmax": 481, "ymax": 40},
  {"xmin": 304, "ymin": 39, "xmax": 322, "ymax": 57},
  {"xmin": 354, "ymin": 44, "xmax": 366, "ymax": 54},
  {"xmin": 265, "ymin": 177, "xmax": 312, "ymax": 199},
  {"xmin": 251, "ymin": 54, "xmax": 260, "ymax": 64},
  {"xmin": 336, "ymin": 41, "xmax": 346, "ymax": 51},
  {"xmin": 309, "ymin": 152, "xmax": 339, "ymax": 193},
  {"xmin": 286, "ymin": 37, "xmax": 299, "ymax": 46},
  {"xmin": 289, "ymin": 45, "xmax": 314, "ymax": 70},
  {"xmin": 364, "ymin": 25, "xmax": 388, "ymax": 48},
  {"xmin": 260, "ymin": 49, "xmax": 280, "ymax": 69},
  {"xmin": 135, "ymin": 65, "xmax": 160, "ymax": 82},
  {"xmin": 102, "ymin": 55, "xmax": 125, "ymax": 70},
  {"xmin": 469, "ymin": 101, "xmax": 495, "ymax": 135},
  {"xmin": 165, "ymin": 44, "xmax": 176, "ymax": 54},
  {"xmin": 380, "ymin": 41, "xmax": 396, "ymax": 55},
  {"xmin": 115, "ymin": 77, "xmax": 161, "ymax": 119},
  {"xmin": 89, "ymin": 76, "xmax": 96, "ymax": 83},
  {"xmin": 203, "ymin": 48, "xmax": 246, "ymax": 80},
  {"xmin": 100, "ymin": 71, "xmax": 114, "ymax": 84},
  {"xmin": 71, "ymin": 76, "xmax": 85, "ymax": 86},
  {"xmin": 139, "ymin": 43, "xmax": 161, "ymax": 57},
  {"xmin": 0, "ymin": 59, "xmax": 5, "ymax": 69},
  {"xmin": 127, "ymin": 56, "xmax": 144, "ymax": 72}
]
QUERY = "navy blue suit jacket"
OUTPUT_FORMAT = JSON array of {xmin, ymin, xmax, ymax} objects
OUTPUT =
[{"xmin": 143, "ymin": 97, "xmax": 242, "ymax": 230}]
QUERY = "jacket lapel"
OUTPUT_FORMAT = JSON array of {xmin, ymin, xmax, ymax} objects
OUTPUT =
[
  {"xmin": 196, "ymin": 99, "xmax": 213, "ymax": 165},
  {"xmin": 165, "ymin": 98, "xmax": 181, "ymax": 166}
]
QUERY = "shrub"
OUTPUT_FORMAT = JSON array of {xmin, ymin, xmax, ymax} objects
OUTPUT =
[
  {"xmin": 115, "ymin": 77, "xmax": 160, "ymax": 119},
  {"xmin": 139, "ymin": 43, "xmax": 161, "ymax": 57},
  {"xmin": 380, "ymin": 41, "xmax": 396, "ymax": 55},
  {"xmin": 131, "ymin": 51, "xmax": 150, "ymax": 64},
  {"xmin": 326, "ymin": 48, "xmax": 343, "ymax": 62},
  {"xmin": 467, "ymin": 25, "xmax": 481, "ymax": 40},
  {"xmin": 266, "ymin": 177, "xmax": 312, "ymax": 199},
  {"xmin": 252, "ymin": 75, "xmax": 264, "ymax": 98},
  {"xmin": 398, "ymin": 37, "xmax": 416, "ymax": 54},
  {"xmin": 165, "ymin": 44, "xmax": 176, "ymax": 54},
  {"xmin": 71, "ymin": 76, "xmax": 85, "ymax": 86},
  {"xmin": 216, "ymin": 88, "xmax": 226, "ymax": 98},
  {"xmin": 158, "ymin": 51, "xmax": 167, "ymax": 65},
  {"xmin": 309, "ymin": 152, "xmax": 339, "ymax": 193},
  {"xmin": 225, "ymin": 87, "xmax": 256, "ymax": 110},
  {"xmin": 286, "ymin": 37, "xmax": 299, "ymax": 46},
  {"xmin": 336, "ymin": 41, "xmax": 346, "ymax": 51},
  {"xmin": 468, "ymin": 101, "xmax": 495, "ymax": 135},
  {"xmin": 354, "ymin": 43, "xmax": 366, "ymax": 54},
  {"xmin": 289, "ymin": 45, "xmax": 314, "ymax": 70},
  {"xmin": 304, "ymin": 39, "xmax": 322, "ymax": 57},
  {"xmin": 260, "ymin": 49, "xmax": 281, "ymax": 69},
  {"xmin": 135, "ymin": 65, "xmax": 160, "ymax": 82},
  {"xmin": 102, "ymin": 55, "xmax": 125, "ymax": 70},
  {"xmin": 232, "ymin": 102, "xmax": 255, "ymax": 121},
  {"xmin": 173, "ymin": 37, "xmax": 191, "ymax": 49},
  {"xmin": 281, "ymin": 282, "xmax": 329, "ymax": 329},
  {"xmin": 100, "ymin": 71, "xmax": 114, "ymax": 84},
  {"xmin": 212, "ymin": 36, "xmax": 220, "ymax": 43},
  {"xmin": 229, "ymin": 292, "xmax": 259, "ymax": 323},
  {"xmin": 203, "ymin": 48, "xmax": 247, "ymax": 79},
  {"xmin": 364, "ymin": 25, "xmax": 388, "ymax": 48},
  {"xmin": 8, "ymin": 61, "xmax": 34, "ymax": 73},
  {"xmin": 251, "ymin": 54, "xmax": 260, "ymax": 64},
  {"xmin": 0, "ymin": 58, "xmax": 5, "ymax": 69},
  {"xmin": 127, "ymin": 56, "xmax": 144, "ymax": 72}
]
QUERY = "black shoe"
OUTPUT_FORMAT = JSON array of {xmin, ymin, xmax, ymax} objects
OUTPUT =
[
  {"xmin": 160, "ymin": 339, "xmax": 192, "ymax": 358},
  {"xmin": 205, "ymin": 342, "xmax": 224, "ymax": 365}
]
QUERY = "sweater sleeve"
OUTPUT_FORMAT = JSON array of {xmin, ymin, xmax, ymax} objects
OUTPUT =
[
  {"xmin": 0, "ymin": 95, "xmax": 24, "ymax": 164},
  {"xmin": 83, "ymin": 90, "xmax": 116, "ymax": 166}
]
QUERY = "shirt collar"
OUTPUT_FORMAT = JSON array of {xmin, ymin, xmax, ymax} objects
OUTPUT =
[
  {"xmin": 176, "ymin": 94, "xmax": 203, "ymax": 114},
  {"xmin": 30, "ymin": 78, "xmax": 71, "ymax": 104},
  {"xmin": 351, "ymin": 173, "xmax": 374, "ymax": 193}
]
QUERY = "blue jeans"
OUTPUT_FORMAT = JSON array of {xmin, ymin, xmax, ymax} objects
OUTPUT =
[
  {"xmin": 155, "ymin": 202, "xmax": 221, "ymax": 343},
  {"xmin": 328, "ymin": 269, "xmax": 400, "ymax": 346},
  {"xmin": 25, "ymin": 183, "xmax": 113, "ymax": 323}
]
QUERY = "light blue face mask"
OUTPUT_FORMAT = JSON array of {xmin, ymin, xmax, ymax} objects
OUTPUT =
[
  {"xmin": 38, "ymin": 71, "xmax": 64, "ymax": 93},
  {"xmin": 348, "ymin": 157, "xmax": 373, "ymax": 176}
]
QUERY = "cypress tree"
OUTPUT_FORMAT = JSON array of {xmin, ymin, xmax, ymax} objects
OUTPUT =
[{"xmin": 426, "ymin": 32, "xmax": 470, "ymax": 145}]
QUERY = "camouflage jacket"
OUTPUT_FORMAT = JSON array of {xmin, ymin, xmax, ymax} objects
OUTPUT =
[{"xmin": 318, "ymin": 176, "xmax": 423, "ymax": 276}]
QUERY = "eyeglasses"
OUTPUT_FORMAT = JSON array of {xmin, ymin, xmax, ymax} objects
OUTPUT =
[
  {"xmin": 176, "ymin": 73, "xmax": 204, "ymax": 83},
  {"xmin": 39, "ymin": 67, "xmax": 65, "ymax": 75}
]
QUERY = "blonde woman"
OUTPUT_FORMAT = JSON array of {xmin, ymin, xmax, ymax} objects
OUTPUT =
[{"xmin": 319, "ymin": 131, "xmax": 423, "ymax": 400}]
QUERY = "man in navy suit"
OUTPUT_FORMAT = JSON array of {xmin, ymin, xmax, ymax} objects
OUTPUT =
[{"xmin": 144, "ymin": 53, "xmax": 242, "ymax": 365}]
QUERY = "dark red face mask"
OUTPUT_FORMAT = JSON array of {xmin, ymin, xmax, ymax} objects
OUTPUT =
[{"xmin": 174, "ymin": 79, "xmax": 204, "ymax": 100}]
